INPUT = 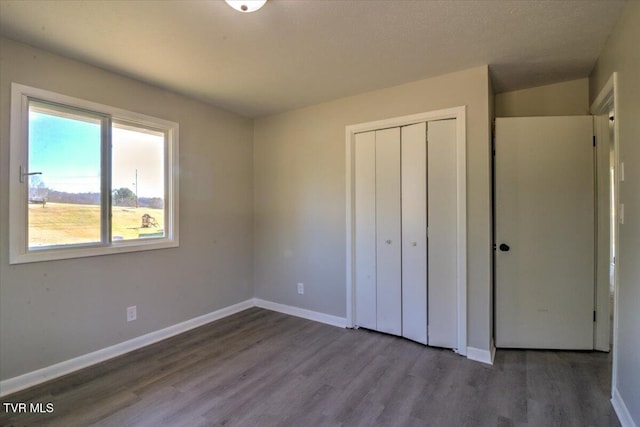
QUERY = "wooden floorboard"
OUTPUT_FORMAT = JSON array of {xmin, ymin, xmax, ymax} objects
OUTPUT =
[{"xmin": 0, "ymin": 308, "xmax": 620, "ymax": 427}]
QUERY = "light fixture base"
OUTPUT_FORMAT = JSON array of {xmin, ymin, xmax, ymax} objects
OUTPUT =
[{"xmin": 225, "ymin": 0, "xmax": 267, "ymax": 13}]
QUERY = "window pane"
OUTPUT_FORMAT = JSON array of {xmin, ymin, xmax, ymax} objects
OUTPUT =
[
  {"xmin": 28, "ymin": 101, "xmax": 102, "ymax": 248},
  {"xmin": 111, "ymin": 122, "xmax": 165, "ymax": 241}
]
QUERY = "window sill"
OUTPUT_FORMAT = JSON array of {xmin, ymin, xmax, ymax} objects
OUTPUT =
[{"xmin": 9, "ymin": 238, "xmax": 179, "ymax": 264}]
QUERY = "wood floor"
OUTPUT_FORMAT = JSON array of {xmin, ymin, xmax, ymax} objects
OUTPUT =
[{"xmin": 0, "ymin": 308, "xmax": 619, "ymax": 427}]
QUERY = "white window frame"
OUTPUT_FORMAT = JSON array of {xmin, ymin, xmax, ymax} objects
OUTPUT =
[{"xmin": 9, "ymin": 83, "xmax": 179, "ymax": 264}]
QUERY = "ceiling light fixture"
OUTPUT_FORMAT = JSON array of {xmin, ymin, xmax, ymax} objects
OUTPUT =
[{"xmin": 225, "ymin": 0, "xmax": 267, "ymax": 13}]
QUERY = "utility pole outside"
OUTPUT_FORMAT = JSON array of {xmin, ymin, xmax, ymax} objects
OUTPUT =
[{"xmin": 135, "ymin": 169, "xmax": 138, "ymax": 208}]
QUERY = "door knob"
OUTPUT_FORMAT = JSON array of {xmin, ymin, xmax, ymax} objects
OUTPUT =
[
  {"xmin": 386, "ymin": 240, "xmax": 392, "ymax": 244},
  {"xmin": 499, "ymin": 243, "xmax": 510, "ymax": 252}
]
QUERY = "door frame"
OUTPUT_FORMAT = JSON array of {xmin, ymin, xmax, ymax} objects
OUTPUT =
[
  {"xmin": 345, "ymin": 106, "xmax": 467, "ymax": 356},
  {"xmin": 591, "ymin": 73, "xmax": 620, "ymax": 392}
]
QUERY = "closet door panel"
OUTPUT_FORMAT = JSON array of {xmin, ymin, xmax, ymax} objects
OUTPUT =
[
  {"xmin": 375, "ymin": 127, "xmax": 402, "ymax": 336},
  {"xmin": 427, "ymin": 119, "xmax": 458, "ymax": 348},
  {"xmin": 401, "ymin": 123, "xmax": 428, "ymax": 344},
  {"xmin": 354, "ymin": 131, "xmax": 377, "ymax": 330}
]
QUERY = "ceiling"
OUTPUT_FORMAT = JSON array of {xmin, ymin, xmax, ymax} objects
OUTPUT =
[{"xmin": 0, "ymin": 0, "xmax": 626, "ymax": 118}]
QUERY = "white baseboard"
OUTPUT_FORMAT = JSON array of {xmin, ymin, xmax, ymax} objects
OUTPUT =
[
  {"xmin": 612, "ymin": 387, "xmax": 638, "ymax": 427},
  {"xmin": 0, "ymin": 299, "xmax": 254, "ymax": 397},
  {"xmin": 466, "ymin": 339, "xmax": 495, "ymax": 365},
  {"xmin": 253, "ymin": 298, "xmax": 348, "ymax": 328},
  {"xmin": 0, "ymin": 298, "xmax": 347, "ymax": 397}
]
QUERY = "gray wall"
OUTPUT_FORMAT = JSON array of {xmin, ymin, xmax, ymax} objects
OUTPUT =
[
  {"xmin": 495, "ymin": 78, "xmax": 590, "ymax": 117},
  {"xmin": 0, "ymin": 38, "xmax": 255, "ymax": 380},
  {"xmin": 590, "ymin": 2, "xmax": 640, "ymax": 424},
  {"xmin": 254, "ymin": 65, "xmax": 493, "ymax": 351}
]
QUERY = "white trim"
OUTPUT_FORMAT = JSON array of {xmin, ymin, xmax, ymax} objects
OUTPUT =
[
  {"xmin": 345, "ymin": 106, "xmax": 467, "ymax": 356},
  {"xmin": 612, "ymin": 388, "xmax": 638, "ymax": 427},
  {"xmin": 455, "ymin": 111, "xmax": 467, "ymax": 356},
  {"xmin": 590, "ymin": 73, "xmax": 621, "ymax": 394},
  {"xmin": 345, "ymin": 125, "xmax": 355, "ymax": 328},
  {"xmin": 466, "ymin": 340, "xmax": 495, "ymax": 366},
  {"xmin": 253, "ymin": 298, "xmax": 348, "ymax": 328},
  {"xmin": 590, "ymin": 73, "xmax": 616, "ymax": 114},
  {"xmin": 345, "ymin": 107, "xmax": 465, "ymax": 135},
  {"xmin": 9, "ymin": 82, "xmax": 179, "ymax": 264},
  {"xmin": 0, "ymin": 299, "xmax": 253, "ymax": 397}
]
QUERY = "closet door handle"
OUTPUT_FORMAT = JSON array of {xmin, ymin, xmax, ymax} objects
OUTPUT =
[{"xmin": 385, "ymin": 240, "xmax": 392, "ymax": 244}]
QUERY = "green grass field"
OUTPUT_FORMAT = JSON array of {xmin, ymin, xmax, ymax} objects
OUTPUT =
[{"xmin": 28, "ymin": 202, "xmax": 164, "ymax": 247}]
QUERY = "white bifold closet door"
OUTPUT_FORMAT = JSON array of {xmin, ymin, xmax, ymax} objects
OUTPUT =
[
  {"xmin": 427, "ymin": 119, "xmax": 458, "ymax": 348},
  {"xmin": 354, "ymin": 131, "xmax": 377, "ymax": 331},
  {"xmin": 374, "ymin": 128, "xmax": 402, "ymax": 336},
  {"xmin": 401, "ymin": 123, "xmax": 428, "ymax": 344},
  {"xmin": 354, "ymin": 127, "xmax": 402, "ymax": 336},
  {"xmin": 353, "ymin": 119, "xmax": 457, "ymax": 348}
]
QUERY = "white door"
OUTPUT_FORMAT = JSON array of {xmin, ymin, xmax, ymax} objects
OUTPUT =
[
  {"xmin": 594, "ymin": 114, "xmax": 613, "ymax": 351},
  {"xmin": 354, "ymin": 128, "xmax": 405, "ymax": 337},
  {"xmin": 354, "ymin": 131, "xmax": 377, "ymax": 330},
  {"xmin": 375, "ymin": 127, "xmax": 402, "ymax": 336},
  {"xmin": 401, "ymin": 123, "xmax": 428, "ymax": 344},
  {"xmin": 427, "ymin": 119, "xmax": 458, "ymax": 348},
  {"xmin": 495, "ymin": 116, "xmax": 594, "ymax": 349}
]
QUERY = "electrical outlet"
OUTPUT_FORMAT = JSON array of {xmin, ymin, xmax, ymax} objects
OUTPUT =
[
  {"xmin": 127, "ymin": 306, "xmax": 137, "ymax": 322},
  {"xmin": 297, "ymin": 283, "xmax": 304, "ymax": 295}
]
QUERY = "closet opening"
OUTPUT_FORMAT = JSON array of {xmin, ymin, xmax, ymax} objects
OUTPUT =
[{"xmin": 345, "ymin": 107, "xmax": 467, "ymax": 356}]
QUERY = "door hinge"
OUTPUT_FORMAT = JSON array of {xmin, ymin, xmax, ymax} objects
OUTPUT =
[
  {"xmin": 593, "ymin": 311, "xmax": 597, "ymax": 322},
  {"xmin": 593, "ymin": 135, "xmax": 596, "ymax": 147}
]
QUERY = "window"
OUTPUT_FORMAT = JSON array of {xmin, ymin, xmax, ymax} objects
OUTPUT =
[{"xmin": 10, "ymin": 83, "xmax": 179, "ymax": 264}]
